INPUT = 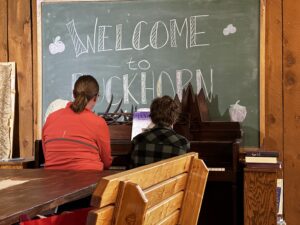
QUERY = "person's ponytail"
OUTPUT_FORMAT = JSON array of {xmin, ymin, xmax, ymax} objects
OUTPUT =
[{"xmin": 70, "ymin": 92, "xmax": 89, "ymax": 113}]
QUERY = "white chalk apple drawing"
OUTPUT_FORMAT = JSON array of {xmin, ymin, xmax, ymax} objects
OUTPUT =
[
  {"xmin": 229, "ymin": 100, "xmax": 247, "ymax": 122},
  {"xmin": 49, "ymin": 36, "xmax": 65, "ymax": 55},
  {"xmin": 223, "ymin": 24, "xmax": 237, "ymax": 36}
]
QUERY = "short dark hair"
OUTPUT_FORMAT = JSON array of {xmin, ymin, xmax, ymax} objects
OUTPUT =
[
  {"xmin": 150, "ymin": 95, "xmax": 180, "ymax": 127},
  {"xmin": 70, "ymin": 75, "xmax": 99, "ymax": 113}
]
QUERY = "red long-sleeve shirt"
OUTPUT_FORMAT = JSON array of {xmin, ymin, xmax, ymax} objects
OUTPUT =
[{"xmin": 42, "ymin": 103, "xmax": 112, "ymax": 171}]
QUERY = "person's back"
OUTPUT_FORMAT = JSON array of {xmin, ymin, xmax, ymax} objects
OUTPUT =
[
  {"xmin": 131, "ymin": 125, "xmax": 189, "ymax": 167},
  {"xmin": 131, "ymin": 96, "xmax": 190, "ymax": 167},
  {"xmin": 42, "ymin": 75, "xmax": 112, "ymax": 171}
]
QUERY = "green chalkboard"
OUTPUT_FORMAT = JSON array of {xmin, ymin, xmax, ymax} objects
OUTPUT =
[{"xmin": 40, "ymin": 0, "xmax": 260, "ymax": 146}]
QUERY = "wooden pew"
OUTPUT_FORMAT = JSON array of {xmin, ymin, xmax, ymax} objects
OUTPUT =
[{"xmin": 87, "ymin": 152, "xmax": 208, "ymax": 225}]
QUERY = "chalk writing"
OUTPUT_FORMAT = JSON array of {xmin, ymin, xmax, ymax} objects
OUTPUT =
[
  {"xmin": 64, "ymin": 15, "xmax": 212, "ymax": 107},
  {"xmin": 66, "ymin": 15, "xmax": 210, "ymax": 57},
  {"xmin": 72, "ymin": 62, "xmax": 213, "ymax": 106}
]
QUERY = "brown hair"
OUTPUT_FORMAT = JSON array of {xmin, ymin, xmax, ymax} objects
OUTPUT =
[
  {"xmin": 150, "ymin": 95, "xmax": 180, "ymax": 127},
  {"xmin": 70, "ymin": 75, "xmax": 99, "ymax": 113}
]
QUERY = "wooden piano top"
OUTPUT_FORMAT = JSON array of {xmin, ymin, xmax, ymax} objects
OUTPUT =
[{"xmin": 109, "ymin": 120, "xmax": 242, "ymax": 142}]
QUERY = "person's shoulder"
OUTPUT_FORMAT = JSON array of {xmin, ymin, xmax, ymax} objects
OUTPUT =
[
  {"xmin": 175, "ymin": 132, "xmax": 188, "ymax": 140},
  {"xmin": 170, "ymin": 130, "xmax": 189, "ymax": 144},
  {"xmin": 45, "ymin": 106, "xmax": 68, "ymax": 122},
  {"xmin": 86, "ymin": 112, "xmax": 108, "ymax": 126},
  {"xmin": 44, "ymin": 99, "xmax": 69, "ymax": 122}
]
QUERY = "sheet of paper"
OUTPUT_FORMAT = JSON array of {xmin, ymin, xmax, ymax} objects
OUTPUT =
[
  {"xmin": 0, "ymin": 179, "xmax": 29, "ymax": 191},
  {"xmin": 131, "ymin": 111, "xmax": 152, "ymax": 140}
]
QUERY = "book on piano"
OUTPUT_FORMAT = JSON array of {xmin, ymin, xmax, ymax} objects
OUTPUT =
[
  {"xmin": 245, "ymin": 150, "xmax": 279, "ymax": 157},
  {"xmin": 244, "ymin": 150, "xmax": 279, "ymax": 163}
]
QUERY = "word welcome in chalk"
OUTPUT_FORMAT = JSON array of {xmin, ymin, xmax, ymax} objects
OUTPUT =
[
  {"xmin": 72, "ymin": 67, "xmax": 214, "ymax": 107},
  {"xmin": 66, "ymin": 15, "xmax": 210, "ymax": 58}
]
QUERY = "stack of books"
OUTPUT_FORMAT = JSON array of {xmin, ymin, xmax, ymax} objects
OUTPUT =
[{"xmin": 244, "ymin": 150, "xmax": 281, "ymax": 168}]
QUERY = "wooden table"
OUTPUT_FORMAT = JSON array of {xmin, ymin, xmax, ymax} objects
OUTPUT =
[{"xmin": 0, "ymin": 169, "xmax": 116, "ymax": 225}]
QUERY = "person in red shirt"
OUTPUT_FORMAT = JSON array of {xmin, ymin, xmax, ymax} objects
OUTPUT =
[{"xmin": 42, "ymin": 75, "xmax": 112, "ymax": 171}]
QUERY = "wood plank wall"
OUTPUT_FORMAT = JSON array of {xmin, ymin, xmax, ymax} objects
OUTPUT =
[
  {"xmin": 283, "ymin": 1, "xmax": 300, "ymax": 224},
  {"xmin": 0, "ymin": 0, "xmax": 8, "ymax": 62},
  {"xmin": 263, "ymin": 0, "xmax": 283, "ymax": 153},
  {"xmin": 0, "ymin": 0, "xmax": 299, "ymax": 224},
  {"xmin": 0, "ymin": 0, "xmax": 33, "ymax": 157}
]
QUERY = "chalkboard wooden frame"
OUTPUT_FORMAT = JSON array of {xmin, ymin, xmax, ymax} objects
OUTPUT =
[
  {"xmin": 36, "ymin": 0, "xmax": 266, "ymax": 147},
  {"xmin": 259, "ymin": 0, "xmax": 266, "ymax": 148}
]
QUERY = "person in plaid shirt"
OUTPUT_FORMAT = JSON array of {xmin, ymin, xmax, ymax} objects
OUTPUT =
[{"xmin": 131, "ymin": 96, "xmax": 190, "ymax": 167}]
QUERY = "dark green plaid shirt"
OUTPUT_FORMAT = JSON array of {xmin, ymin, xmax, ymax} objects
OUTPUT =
[{"xmin": 131, "ymin": 125, "xmax": 190, "ymax": 167}]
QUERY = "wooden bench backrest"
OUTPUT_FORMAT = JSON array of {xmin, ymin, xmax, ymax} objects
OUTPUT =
[{"xmin": 87, "ymin": 152, "xmax": 208, "ymax": 225}]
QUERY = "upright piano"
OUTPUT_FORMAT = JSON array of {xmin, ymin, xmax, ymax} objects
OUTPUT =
[{"xmin": 182, "ymin": 121, "xmax": 243, "ymax": 225}]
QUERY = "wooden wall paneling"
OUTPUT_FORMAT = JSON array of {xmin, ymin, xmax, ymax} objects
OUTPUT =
[
  {"xmin": 8, "ymin": 0, "xmax": 33, "ymax": 157},
  {"xmin": 0, "ymin": 0, "xmax": 8, "ymax": 61},
  {"xmin": 32, "ymin": 0, "xmax": 38, "ymax": 142},
  {"xmin": 263, "ymin": 0, "xmax": 283, "ymax": 153},
  {"xmin": 283, "ymin": 0, "xmax": 300, "ymax": 224}
]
